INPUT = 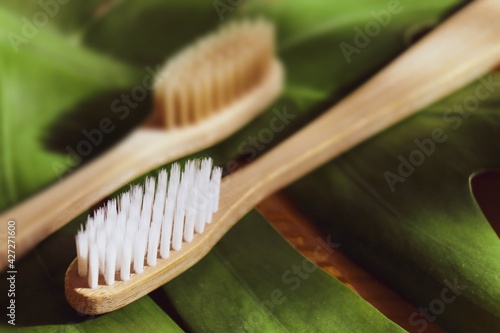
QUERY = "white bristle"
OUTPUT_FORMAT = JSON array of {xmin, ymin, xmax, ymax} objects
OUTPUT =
[
  {"xmin": 120, "ymin": 237, "xmax": 132, "ymax": 281},
  {"xmin": 75, "ymin": 158, "xmax": 222, "ymax": 288},
  {"xmin": 211, "ymin": 167, "xmax": 222, "ymax": 215},
  {"xmin": 172, "ymin": 167, "xmax": 189, "ymax": 251},
  {"xmin": 104, "ymin": 242, "xmax": 117, "ymax": 286},
  {"xmin": 133, "ymin": 228, "xmax": 148, "ymax": 274},
  {"xmin": 160, "ymin": 164, "xmax": 180, "ymax": 259},
  {"xmin": 76, "ymin": 229, "xmax": 88, "ymax": 277},
  {"xmin": 147, "ymin": 170, "xmax": 167, "ymax": 267},
  {"xmin": 88, "ymin": 245, "xmax": 99, "ymax": 289}
]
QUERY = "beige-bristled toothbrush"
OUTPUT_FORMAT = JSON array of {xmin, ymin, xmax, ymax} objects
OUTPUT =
[
  {"xmin": 66, "ymin": 0, "xmax": 500, "ymax": 315},
  {"xmin": 0, "ymin": 19, "xmax": 283, "ymax": 270}
]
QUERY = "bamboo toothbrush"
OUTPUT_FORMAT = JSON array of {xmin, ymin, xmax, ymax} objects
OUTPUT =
[
  {"xmin": 66, "ymin": 0, "xmax": 500, "ymax": 314},
  {"xmin": 0, "ymin": 19, "xmax": 283, "ymax": 270}
]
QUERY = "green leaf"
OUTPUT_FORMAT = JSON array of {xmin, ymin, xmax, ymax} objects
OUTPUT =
[
  {"xmin": 163, "ymin": 210, "xmax": 405, "ymax": 332},
  {"xmin": 285, "ymin": 76, "xmax": 500, "ymax": 332},
  {"xmin": 0, "ymin": 7, "xmax": 143, "ymax": 210}
]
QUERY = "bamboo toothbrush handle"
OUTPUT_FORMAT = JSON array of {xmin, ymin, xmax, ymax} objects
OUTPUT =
[
  {"xmin": 223, "ymin": 0, "xmax": 500, "ymax": 213},
  {"xmin": 0, "ymin": 129, "xmax": 189, "ymax": 269}
]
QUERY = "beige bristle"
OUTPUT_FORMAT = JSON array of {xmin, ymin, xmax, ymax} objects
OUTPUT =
[{"xmin": 153, "ymin": 18, "xmax": 275, "ymax": 129}]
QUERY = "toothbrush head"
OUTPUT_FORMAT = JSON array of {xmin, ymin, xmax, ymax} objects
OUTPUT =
[
  {"xmin": 66, "ymin": 158, "xmax": 222, "ymax": 314},
  {"xmin": 148, "ymin": 18, "xmax": 277, "ymax": 129}
]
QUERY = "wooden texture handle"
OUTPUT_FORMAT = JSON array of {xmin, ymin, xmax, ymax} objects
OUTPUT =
[{"xmin": 222, "ymin": 0, "xmax": 500, "ymax": 214}]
